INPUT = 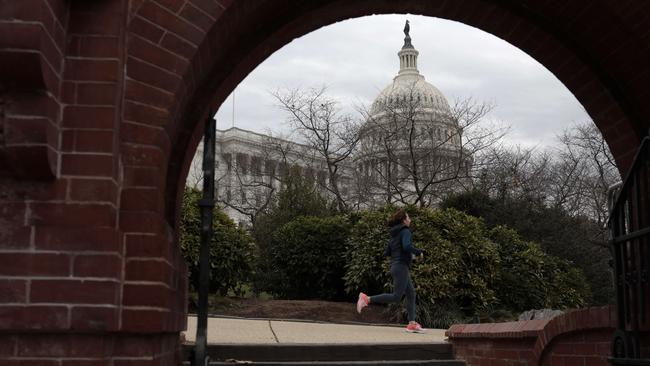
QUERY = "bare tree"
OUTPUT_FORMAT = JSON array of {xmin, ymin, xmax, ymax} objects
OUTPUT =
[
  {"xmin": 471, "ymin": 121, "xmax": 620, "ymax": 244},
  {"xmin": 273, "ymin": 87, "xmax": 361, "ymax": 212},
  {"xmin": 186, "ymin": 150, "xmax": 205, "ymax": 190},
  {"xmin": 217, "ymin": 159, "xmax": 275, "ymax": 226},
  {"xmin": 553, "ymin": 122, "xmax": 620, "ymax": 233},
  {"xmin": 473, "ymin": 144, "xmax": 553, "ymax": 199},
  {"xmin": 452, "ymin": 98, "xmax": 510, "ymax": 181},
  {"xmin": 358, "ymin": 82, "xmax": 507, "ymax": 207},
  {"xmin": 216, "ymin": 133, "xmax": 314, "ymax": 226}
]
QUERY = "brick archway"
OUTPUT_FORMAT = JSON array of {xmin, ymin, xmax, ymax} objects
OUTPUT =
[
  {"xmin": 1, "ymin": 0, "xmax": 649, "ymax": 363},
  {"xmin": 124, "ymin": 0, "xmax": 649, "ymax": 232}
]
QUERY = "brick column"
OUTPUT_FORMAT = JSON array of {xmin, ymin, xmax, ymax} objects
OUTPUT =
[{"xmin": 0, "ymin": 1, "xmax": 184, "ymax": 364}]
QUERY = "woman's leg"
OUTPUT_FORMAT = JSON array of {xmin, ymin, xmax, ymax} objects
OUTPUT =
[
  {"xmin": 405, "ymin": 272, "xmax": 416, "ymax": 322},
  {"xmin": 369, "ymin": 264, "xmax": 408, "ymax": 304}
]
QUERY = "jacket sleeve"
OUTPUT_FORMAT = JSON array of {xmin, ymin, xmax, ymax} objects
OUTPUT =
[
  {"xmin": 383, "ymin": 242, "xmax": 391, "ymax": 257},
  {"xmin": 401, "ymin": 230, "xmax": 423, "ymax": 255}
]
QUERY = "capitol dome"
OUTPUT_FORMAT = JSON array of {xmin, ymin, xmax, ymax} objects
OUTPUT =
[
  {"xmin": 371, "ymin": 75, "xmax": 451, "ymax": 116},
  {"xmin": 368, "ymin": 23, "xmax": 452, "ymax": 118},
  {"xmin": 355, "ymin": 21, "xmax": 471, "ymax": 208}
]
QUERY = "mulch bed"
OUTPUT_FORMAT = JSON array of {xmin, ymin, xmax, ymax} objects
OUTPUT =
[{"xmin": 200, "ymin": 297, "xmax": 399, "ymax": 325}]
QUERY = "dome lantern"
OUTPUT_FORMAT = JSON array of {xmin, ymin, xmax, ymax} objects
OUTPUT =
[{"xmin": 398, "ymin": 20, "xmax": 419, "ymax": 76}]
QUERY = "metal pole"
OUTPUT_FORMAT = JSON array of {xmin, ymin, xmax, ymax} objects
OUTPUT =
[{"xmin": 194, "ymin": 113, "xmax": 216, "ymax": 366}]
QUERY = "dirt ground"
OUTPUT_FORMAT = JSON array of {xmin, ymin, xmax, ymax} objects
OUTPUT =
[{"xmin": 202, "ymin": 297, "xmax": 398, "ymax": 325}]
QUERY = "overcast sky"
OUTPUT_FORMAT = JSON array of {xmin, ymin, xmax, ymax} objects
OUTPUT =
[{"xmin": 215, "ymin": 14, "xmax": 591, "ymax": 149}]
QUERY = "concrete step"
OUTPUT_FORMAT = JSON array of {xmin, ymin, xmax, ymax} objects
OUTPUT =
[
  {"xmin": 183, "ymin": 343, "xmax": 463, "ymax": 364},
  {"xmin": 183, "ymin": 360, "xmax": 465, "ymax": 366},
  {"xmin": 206, "ymin": 361, "xmax": 466, "ymax": 365}
]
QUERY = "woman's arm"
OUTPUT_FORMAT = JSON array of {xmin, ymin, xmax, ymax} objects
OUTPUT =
[{"xmin": 401, "ymin": 229, "xmax": 423, "ymax": 255}]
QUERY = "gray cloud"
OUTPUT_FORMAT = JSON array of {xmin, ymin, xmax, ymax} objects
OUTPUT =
[{"xmin": 215, "ymin": 14, "xmax": 590, "ymax": 148}]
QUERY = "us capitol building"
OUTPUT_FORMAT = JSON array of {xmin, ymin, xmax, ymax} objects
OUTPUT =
[{"xmin": 189, "ymin": 22, "xmax": 470, "ymax": 224}]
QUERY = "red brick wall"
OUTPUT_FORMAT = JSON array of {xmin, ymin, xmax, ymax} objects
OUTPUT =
[
  {"xmin": 0, "ymin": 0, "xmax": 67, "ymax": 179},
  {"xmin": 0, "ymin": 333, "xmax": 181, "ymax": 366},
  {"xmin": 539, "ymin": 329, "xmax": 612, "ymax": 366},
  {"xmin": 2, "ymin": 0, "xmax": 650, "ymax": 364},
  {"xmin": 450, "ymin": 338, "xmax": 537, "ymax": 365},
  {"xmin": 0, "ymin": 1, "xmax": 188, "ymax": 363},
  {"xmin": 447, "ymin": 306, "xmax": 617, "ymax": 366}
]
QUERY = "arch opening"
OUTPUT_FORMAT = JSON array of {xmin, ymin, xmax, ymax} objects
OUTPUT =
[{"xmin": 126, "ymin": 2, "xmax": 646, "ymax": 230}]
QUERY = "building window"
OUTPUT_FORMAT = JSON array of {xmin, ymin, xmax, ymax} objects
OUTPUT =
[
  {"xmin": 278, "ymin": 162, "xmax": 287, "ymax": 177},
  {"xmin": 265, "ymin": 159, "xmax": 277, "ymax": 177},
  {"xmin": 251, "ymin": 156, "xmax": 262, "ymax": 176},
  {"xmin": 222, "ymin": 154, "xmax": 232, "ymax": 171},
  {"xmin": 236, "ymin": 153, "xmax": 249, "ymax": 175}
]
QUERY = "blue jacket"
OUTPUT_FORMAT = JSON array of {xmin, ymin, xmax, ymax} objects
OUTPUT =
[{"xmin": 384, "ymin": 224, "xmax": 423, "ymax": 266}]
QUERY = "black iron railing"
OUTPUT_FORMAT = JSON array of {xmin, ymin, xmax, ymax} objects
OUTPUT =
[
  {"xmin": 608, "ymin": 136, "xmax": 650, "ymax": 365},
  {"xmin": 193, "ymin": 113, "xmax": 216, "ymax": 366}
]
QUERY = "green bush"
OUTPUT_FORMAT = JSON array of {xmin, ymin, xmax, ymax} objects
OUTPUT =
[
  {"xmin": 343, "ymin": 206, "xmax": 395, "ymax": 296},
  {"xmin": 442, "ymin": 190, "xmax": 612, "ymax": 305},
  {"xmin": 425, "ymin": 208, "xmax": 499, "ymax": 312},
  {"xmin": 252, "ymin": 166, "xmax": 335, "ymax": 294},
  {"xmin": 344, "ymin": 204, "xmax": 592, "ymax": 326},
  {"xmin": 344, "ymin": 206, "xmax": 499, "ymax": 326},
  {"xmin": 543, "ymin": 255, "xmax": 591, "ymax": 309},
  {"xmin": 260, "ymin": 215, "xmax": 350, "ymax": 300},
  {"xmin": 252, "ymin": 165, "xmax": 333, "ymax": 249},
  {"xmin": 488, "ymin": 225, "xmax": 590, "ymax": 311},
  {"xmin": 180, "ymin": 188, "xmax": 256, "ymax": 296},
  {"xmin": 489, "ymin": 226, "xmax": 547, "ymax": 312}
]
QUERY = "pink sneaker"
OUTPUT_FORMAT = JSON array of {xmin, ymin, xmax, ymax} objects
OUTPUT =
[
  {"xmin": 356, "ymin": 292, "xmax": 369, "ymax": 313},
  {"xmin": 405, "ymin": 322, "xmax": 425, "ymax": 333}
]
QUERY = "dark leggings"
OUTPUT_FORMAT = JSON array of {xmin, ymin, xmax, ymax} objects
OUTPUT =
[{"xmin": 369, "ymin": 262, "xmax": 416, "ymax": 322}]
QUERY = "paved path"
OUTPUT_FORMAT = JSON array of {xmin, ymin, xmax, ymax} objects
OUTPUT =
[{"xmin": 184, "ymin": 316, "xmax": 448, "ymax": 344}]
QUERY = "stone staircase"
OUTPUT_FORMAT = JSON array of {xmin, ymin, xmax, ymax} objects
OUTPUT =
[{"xmin": 182, "ymin": 343, "xmax": 466, "ymax": 365}]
